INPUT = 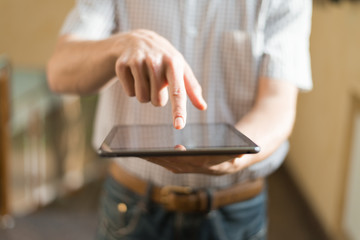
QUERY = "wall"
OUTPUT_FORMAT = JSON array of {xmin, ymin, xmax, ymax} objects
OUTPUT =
[
  {"xmin": 343, "ymin": 108, "xmax": 360, "ymax": 239},
  {"xmin": 287, "ymin": 2, "xmax": 360, "ymax": 238},
  {"xmin": 0, "ymin": 0, "xmax": 74, "ymax": 68}
]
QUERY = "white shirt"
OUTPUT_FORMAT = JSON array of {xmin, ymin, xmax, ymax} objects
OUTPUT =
[{"xmin": 61, "ymin": 0, "xmax": 312, "ymax": 188}]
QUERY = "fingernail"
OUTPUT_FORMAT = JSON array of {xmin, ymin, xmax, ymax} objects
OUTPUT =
[{"xmin": 174, "ymin": 117, "xmax": 184, "ymax": 129}]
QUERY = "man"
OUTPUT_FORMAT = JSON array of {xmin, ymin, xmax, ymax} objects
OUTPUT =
[{"xmin": 47, "ymin": 0, "xmax": 312, "ymax": 239}]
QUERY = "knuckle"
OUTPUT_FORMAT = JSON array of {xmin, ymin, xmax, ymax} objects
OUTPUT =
[
  {"xmin": 127, "ymin": 51, "xmax": 145, "ymax": 66},
  {"xmin": 172, "ymin": 55, "xmax": 183, "ymax": 68},
  {"xmin": 130, "ymin": 57, "xmax": 144, "ymax": 68},
  {"xmin": 171, "ymin": 87, "xmax": 185, "ymax": 97},
  {"xmin": 115, "ymin": 59, "xmax": 124, "ymax": 69},
  {"xmin": 164, "ymin": 53, "xmax": 184, "ymax": 68},
  {"xmin": 173, "ymin": 109, "xmax": 185, "ymax": 118},
  {"xmin": 146, "ymin": 55, "xmax": 161, "ymax": 73},
  {"xmin": 115, "ymin": 58, "xmax": 128, "ymax": 73}
]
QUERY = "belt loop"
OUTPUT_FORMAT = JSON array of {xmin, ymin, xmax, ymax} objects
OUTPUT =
[{"xmin": 205, "ymin": 188, "xmax": 214, "ymax": 213}]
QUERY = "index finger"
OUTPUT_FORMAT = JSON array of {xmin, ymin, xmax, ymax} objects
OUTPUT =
[{"xmin": 164, "ymin": 55, "xmax": 187, "ymax": 129}]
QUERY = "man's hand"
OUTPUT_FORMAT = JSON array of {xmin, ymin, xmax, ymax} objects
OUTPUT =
[
  {"xmin": 113, "ymin": 30, "xmax": 207, "ymax": 129},
  {"xmin": 48, "ymin": 30, "xmax": 207, "ymax": 129}
]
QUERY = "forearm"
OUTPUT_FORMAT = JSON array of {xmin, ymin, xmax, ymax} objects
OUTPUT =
[
  {"xmin": 234, "ymin": 77, "xmax": 298, "ymax": 168},
  {"xmin": 47, "ymin": 35, "xmax": 118, "ymax": 94}
]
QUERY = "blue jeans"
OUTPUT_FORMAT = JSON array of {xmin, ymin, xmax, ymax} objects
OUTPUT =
[{"xmin": 96, "ymin": 176, "xmax": 267, "ymax": 240}]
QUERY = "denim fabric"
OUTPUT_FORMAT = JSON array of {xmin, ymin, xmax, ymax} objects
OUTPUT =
[{"xmin": 96, "ymin": 176, "xmax": 267, "ymax": 240}]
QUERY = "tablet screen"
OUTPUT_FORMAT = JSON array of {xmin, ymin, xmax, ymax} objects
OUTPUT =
[{"xmin": 98, "ymin": 123, "xmax": 260, "ymax": 157}]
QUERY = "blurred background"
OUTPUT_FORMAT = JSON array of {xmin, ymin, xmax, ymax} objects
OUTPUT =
[{"xmin": 0, "ymin": 0, "xmax": 360, "ymax": 239}]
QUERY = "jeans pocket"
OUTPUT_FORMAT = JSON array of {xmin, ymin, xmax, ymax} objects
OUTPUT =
[{"xmin": 97, "ymin": 177, "xmax": 146, "ymax": 239}]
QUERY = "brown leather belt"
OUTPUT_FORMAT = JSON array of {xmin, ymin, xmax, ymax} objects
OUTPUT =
[{"xmin": 110, "ymin": 163, "xmax": 264, "ymax": 213}]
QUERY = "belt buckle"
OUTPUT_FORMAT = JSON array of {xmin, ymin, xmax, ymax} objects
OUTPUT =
[{"xmin": 160, "ymin": 185, "xmax": 193, "ymax": 211}]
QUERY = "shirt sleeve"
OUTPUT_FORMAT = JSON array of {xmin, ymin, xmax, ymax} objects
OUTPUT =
[
  {"xmin": 60, "ymin": 0, "xmax": 116, "ymax": 40},
  {"xmin": 259, "ymin": 0, "xmax": 313, "ymax": 91}
]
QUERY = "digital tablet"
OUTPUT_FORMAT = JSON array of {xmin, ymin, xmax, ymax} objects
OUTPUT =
[{"xmin": 98, "ymin": 123, "xmax": 260, "ymax": 157}]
